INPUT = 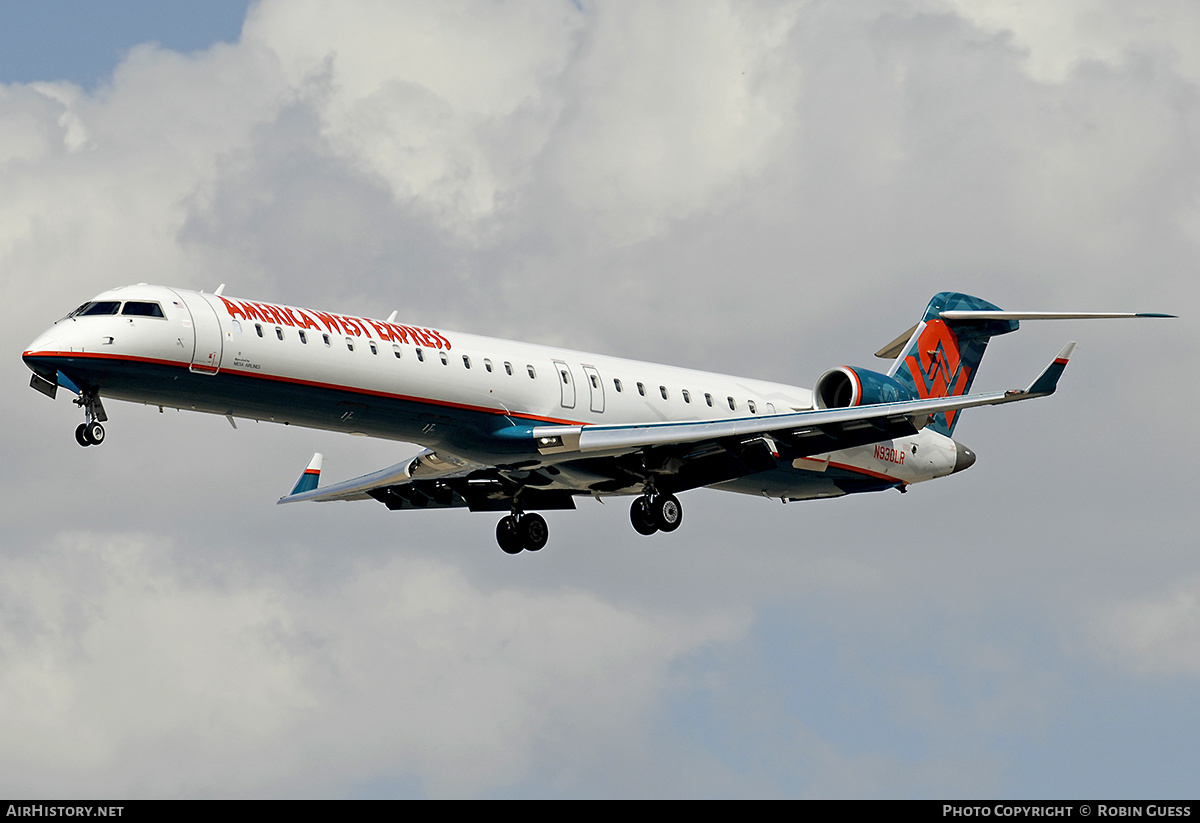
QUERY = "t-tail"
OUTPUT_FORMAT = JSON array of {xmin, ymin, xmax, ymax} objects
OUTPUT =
[
  {"xmin": 876, "ymin": 292, "xmax": 1174, "ymax": 437},
  {"xmin": 878, "ymin": 293, "xmax": 1016, "ymax": 436}
]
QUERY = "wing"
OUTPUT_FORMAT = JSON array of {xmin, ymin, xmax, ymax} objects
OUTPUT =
[
  {"xmin": 530, "ymin": 342, "xmax": 1075, "ymax": 457},
  {"xmin": 280, "ymin": 343, "xmax": 1074, "ymax": 509},
  {"xmin": 278, "ymin": 446, "xmax": 580, "ymax": 512}
]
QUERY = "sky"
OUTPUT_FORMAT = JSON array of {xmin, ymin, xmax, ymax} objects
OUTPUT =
[{"xmin": 2, "ymin": 0, "xmax": 1197, "ymax": 799}]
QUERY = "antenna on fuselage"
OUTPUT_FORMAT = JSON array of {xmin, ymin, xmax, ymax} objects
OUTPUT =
[
  {"xmin": 386, "ymin": 310, "xmax": 398, "ymax": 323},
  {"xmin": 214, "ymin": 284, "xmax": 226, "ymax": 296}
]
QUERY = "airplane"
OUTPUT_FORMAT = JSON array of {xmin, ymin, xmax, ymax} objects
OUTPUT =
[{"xmin": 22, "ymin": 284, "xmax": 1171, "ymax": 554}]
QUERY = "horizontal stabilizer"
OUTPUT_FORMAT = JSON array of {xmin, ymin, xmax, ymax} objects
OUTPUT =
[
  {"xmin": 874, "ymin": 323, "xmax": 920, "ymax": 359},
  {"xmin": 940, "ymin": 311, "xmax": 1176, "ymax": 320}
]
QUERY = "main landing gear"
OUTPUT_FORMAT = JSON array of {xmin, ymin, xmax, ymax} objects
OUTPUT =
[
  {"xmin": 495, "ymin": 511, "xmax": 549, "ymax": 554},
  {"xmin": 72, "ymin": 389, "xmax": 108, "ymax": 447},
  {"xmin": 494, "ymin": 492, "xmax": 684, "ymax": 554},
  {"xmin": 629, "ymin": 493, "xmax": 683, "ymax": 536}
]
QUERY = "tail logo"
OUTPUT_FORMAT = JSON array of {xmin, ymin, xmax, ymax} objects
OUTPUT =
[{"xmin": 903, "ymin": 320, "xmax": 972, "ymax": 428}]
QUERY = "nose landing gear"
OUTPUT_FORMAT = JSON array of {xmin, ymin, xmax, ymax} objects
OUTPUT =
[
  {"xmin": 72, "ymin": 389, "xmax": 108, "ymax": 447},
  {"xmin": 75, "ymin": 421, "xmax": 105, "ymax": 447}
]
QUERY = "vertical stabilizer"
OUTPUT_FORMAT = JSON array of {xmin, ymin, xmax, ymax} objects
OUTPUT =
[{"xmin": 886, "ymin": 293, "xmax": 1019, "ymax": 436}]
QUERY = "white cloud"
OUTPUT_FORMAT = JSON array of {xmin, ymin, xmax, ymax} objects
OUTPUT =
[
  {"xmin": 0, "ymin": 531, "xmax": 749, "ymax": 797},
  {"xmin": 934, "ymin": 0, "xmax": 1200, "ymax": 83},
  {"xmin": 244, "ymin": 0, "xmax": 582, "ymax": 231},
  {"xmin": 540, "ymin": 1, "xmax": 802, "ymax": 242}
]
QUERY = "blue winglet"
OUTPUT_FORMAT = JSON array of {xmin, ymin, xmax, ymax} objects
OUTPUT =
[
  {"xmin": 1026, "ymin": 342, "xmax": 1076, "ymax": 396},
  {"xmin": 289, "ymin": 453, "xmax": 323, "ymax": 495}
]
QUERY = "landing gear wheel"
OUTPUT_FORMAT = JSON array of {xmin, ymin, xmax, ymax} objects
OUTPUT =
[
  {"xmin": 496, "ymin": 516, "xmax": 523, "ymax": 554},
  {"xmin": 653, "ymin": 494, "xmax": 683, "ymax": 532},
  {"xmin": 630, "ymin": 496, "xmax": 659, "ymax": 535},
  {"xmin": 84, "ymin": 421, "xmax": 105, "ymax": 446},
  {"xmin": 520, "ymin": 513, "xmax": 548, "ymax": 552},
  {"xmin": 75, "ymin": 423, "xmax": 91, "ymax": 447}
]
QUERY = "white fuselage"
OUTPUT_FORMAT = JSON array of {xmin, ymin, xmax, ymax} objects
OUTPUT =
[{"xmin": 23, "ymin": 284, "xmax": 963, "ymax": 499}]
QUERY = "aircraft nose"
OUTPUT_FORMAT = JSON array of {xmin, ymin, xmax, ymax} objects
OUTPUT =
[
  {"xmin": 22, "ymin": 332, "xmax": 60, "ymax": 373},
  {"xmin": 952, "ymin": 441, "xmax": 976, "ymax": 474}
]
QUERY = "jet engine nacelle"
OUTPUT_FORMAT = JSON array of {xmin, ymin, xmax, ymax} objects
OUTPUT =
[{"xmin": 813, "ymin": 366, "xmax": 915, "ymax": 409}]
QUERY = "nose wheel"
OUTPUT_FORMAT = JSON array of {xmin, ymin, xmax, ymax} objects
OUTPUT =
[
  {"xmin": 72, "ymin": 389, "xmax": 108, "ymax": 447},
  {"xmin": 75, "ymin": 421, "xmax": 105, "ymax": 447},
  {"xmin": 496, "ymin": 511, "xmax": 549, "ymax": 554},
  {"xmin": 629, "ymin": 493, "xmax": 683, "ymax": 536}
]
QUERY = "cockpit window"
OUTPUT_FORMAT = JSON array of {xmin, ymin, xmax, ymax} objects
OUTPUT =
[
  {"xmin": 72, "ymin": 301, "xmax": 121, "ymax": 317},
  {"xmin": 121, "ymin": 301, "xmax": 165, "ymax": 318}
]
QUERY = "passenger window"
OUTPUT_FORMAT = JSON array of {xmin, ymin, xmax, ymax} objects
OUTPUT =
[
  {"xmin": 705, "ymin": 393, "xmax": 713, "ymax": 407},
  {"xmin": 416, "ymin": 348, "xmax": 424, "ymax": 361},
  {"xmin": 682, "ymin": 389, "xmax": 691, "ymax": 403},
  {"xmin": 276, "ymin": 327, "xmax": 284, "ymax": 340},
  {"xmin": 527, "ymin": 365, "xmax": 536, "ymax": 379},
  {"xmin": 440, "ymin": 351, "xmax": 448, "ymax": 365},
  {"xmin": 504, "ymin": 362, "xmax": 513, "ymax": 375},
  {"xmin": 369, "ymin": 341, "xmax": 378, "ymax": 355},
  {"xmin": 727, "ymin": 397, "xmax": 736, "ymax": 411},
  {"xmin": 255, "ymin": 324, "xmax": 263, "ymax": 338},
  {"xmin": 637, "ymin": 382, "xmax": 646, "ymax": 396},
  {"xmin": 393, "ymin": 345, "xmax": 402, "ymax": 359},
  {"xmin": 614, "ymin": 379, "xmax": 623, "ymax": 392},
  {"xmin": 346, "ymin": 338, "xmax": 354, "ymax": 352},
  {"xmin": 560, "ymin": 369, "xmax": 570, "ymax": 384},
  {"xmin": 590, "ymin": 375, "xmax": 600, "ymax": 389},
  {"xmin": 463, "ymin": 355, "xmax": 471, "ymax": 369},
  {"xmin": 748, "ymin": 400, "xmax": 757, "ymax": 414},
  {"xmin": 659, "ymin": 386, "xmax": 668, "ymax": 400},
  {"xmin": 484, "ymin": 358, "xmax": 493, "ymax": 372},
  {"xmin": 323, "ymin": 334, "xmax": 331, "ymax": 347},
  {"xmin": 299, "ymin": 330, "xmax": 307, "ymax": 344},
  {"xmin": 121, "ymin": 301, "xmax": 164, "ymax": 318}
]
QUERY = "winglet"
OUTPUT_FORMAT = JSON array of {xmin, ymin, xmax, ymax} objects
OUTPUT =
[
  {"xmin": 1025, "ymin": 342, "xmax": 1076, "ymax": 396},
  {"xmin": 288, "ymin": 453, "xmax": 323, "ymax": 496}
]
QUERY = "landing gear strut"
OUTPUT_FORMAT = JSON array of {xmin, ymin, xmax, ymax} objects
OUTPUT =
[
  {"xmin": 72, "ymin": 389, "xmax": 108, "ymax": 447},
  {"xmin": 629, "ymin": 493, "xmax": 683, "ymax": 536},
  {"xmin": 496, "ymin": 511, "xmax": 549, "ymax": 554}
]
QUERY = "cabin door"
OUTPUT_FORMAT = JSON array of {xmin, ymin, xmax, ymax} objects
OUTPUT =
[{"xmin": 171, "ymin": 289, "xmax": 224, "ymax": 375}]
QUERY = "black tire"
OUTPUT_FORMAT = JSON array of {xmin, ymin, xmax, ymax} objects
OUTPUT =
[
  {"xmin": 496, "ymin": 516, "xmax": 523, "ymax": 554},
  {"xmin": 75, "ymin": 423, "xmax": 91, "ymax": 447},
  {"xmin": 520, "ymin": 513, "xmax": 548, "ymax": 552},
  {"xmin": 654, "ymin": 494, "xmax": 683, "ymax": 532},
  {"xmin": 84, "ymin": 421, "xmax": 105, "ymax": 446},
  {"xmin": 630, "ymin": 497, "xmax": 658, "ymax": 535}
]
